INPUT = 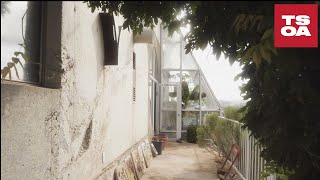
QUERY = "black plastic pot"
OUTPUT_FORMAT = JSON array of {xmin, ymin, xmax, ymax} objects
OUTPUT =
[{"xmin": 152, "ymin": 141, "xmax": 163, "ymax": 155}]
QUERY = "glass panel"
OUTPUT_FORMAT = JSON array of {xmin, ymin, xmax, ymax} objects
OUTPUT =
[
  {"xmin": 200, "ymin": 74, "xmax": 220, "ymax": 110},
  {"xmin": 182, "ymin": 41, "xmax": 198, "ymax": 70},
  {"xmin": 182, "ymin": 111, "xmax": 199, "ymax": 131},
  {"xmin": 181, "ymin": 70, "xmax": 200, "ymax": 110},
  {"xmin": 161, "ymin": 70, "xmax": 180, "ymax": 84},
  {"xmin": 149, "ymin": 79, "xmax": 156, "ymax": 131},
  {"xmin": 160, "ymin": 132, "xmax": 176, "ymax": 139},
  {"xmin": 160, "ymin": 86, "xmax": 178, "ymax": 109},
  {"xmin": 160, "ymin": 110, "xmax": 177, "ymax": 131},
  {"xmin": 160, "ymin": 85, "xmax": 177, "ymax": 132},
  {"xmin": 161, "ymin": 28, "xmax": 181, "ymax": 69},
  {"xmin": 1, "ymin": 1, "xmax": 42, "ymax": 83},
  {"xmin": 182, "ymin": 53, "xmax": 198, "ymax": 70}
]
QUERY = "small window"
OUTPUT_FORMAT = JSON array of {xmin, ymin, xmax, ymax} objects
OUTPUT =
[
  {"xmin": 1, "ymin": 1, "xmax": 43, "ymax": 83},
  {"xmin": 100, "ymin": 13, "xmax": 118, "ymax": 65}
]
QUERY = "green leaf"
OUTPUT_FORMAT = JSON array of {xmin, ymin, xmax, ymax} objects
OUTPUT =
[
  {"xmin": 252, "ymin": 49, "xmax": 261, "ymax": 66},
  {"xmin": 259, "ymin": 45, "xmax": 272, "ymax": 64},
  {"xmin": 12, "ymin": 57, "xmax": 20, "ymax": 64},
  {"xmin": 7, "ymin": 62, "xmax": 14, "ymax": 68},
  {"xmin": 241, "ymin": 46, "xmax": 255, "ymax": 62},
  {"xmin": 14, "ymin": 52, "xmax": 29, "ymax": 62},
  {"xmin": 18, "ymin": 60, "xmax": 24, "ymax": 69},
  {"xmin": 1, "ymin": 67, "xmax": 10, "ymax": 79},
  {"xmin": 265, "ymin": 39, "xmax": 277, "ymax": 56},
  {"xmin": 261, "ymin": 28, "xmax": 273, "ymax": 41},
  {"xmin": 241, "ymin": 15, "xmax": 253, "ymax": 32},
  {"xmin": 21, "ymin": 53, "xmax": 29, "ymax": 62},
  {"xmin": 233, "ymin": 14, "xmax": 246, "ymax": 34},
  {"xmin": 91, "ymin": 6, "xmax": 96, "ymax": 13},
  {"xmin": 14, "ymin": 51, "xmax": 22, "ymax": 56},
  {"xmin": 13, "ymin": 64, "xmax": 20, "ymax": 79}
]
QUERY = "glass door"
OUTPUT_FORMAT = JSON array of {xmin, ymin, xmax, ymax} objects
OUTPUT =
[{"xmin": 159, "ymin": 84, "xmax": 181, "ymax": 140}]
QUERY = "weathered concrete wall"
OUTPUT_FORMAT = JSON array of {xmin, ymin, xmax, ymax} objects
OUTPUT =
[
  {"xmin": 57, "ymin": 2, "xmax": 159, "ymax": 179},
  {"xmin": 1, "ymin": 83, "xmax": 60, "ymax": 179},
  {"xmin": 1, "ymin": 1, "xmax": 159, "ymax": 179}
]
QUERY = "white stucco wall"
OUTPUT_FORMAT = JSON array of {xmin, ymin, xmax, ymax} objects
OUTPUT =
[
  {"xmin": 58, "ymin": 2, "xmax": 160, "ymax": 179},
  {"xmin": 1, "ymin": 1, "xmax": 160, "ymax": 180}
]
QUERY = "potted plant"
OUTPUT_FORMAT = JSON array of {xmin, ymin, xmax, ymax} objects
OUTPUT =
[
  {"xmin": 151, "ymin": 137, "xmax": 163, "ymax": 155},
  {"xmin": 153, "ymin": 134, "xmax": 168, "ymax": 150}
]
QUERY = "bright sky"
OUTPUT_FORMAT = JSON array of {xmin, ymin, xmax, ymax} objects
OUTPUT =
[
  {"xmin": 192, "ymin": 46, "xmax": 246, "ymax": 102},
  {"xmin": 180, "ymin": 25, "xmax": 246, "ymax": 103}
]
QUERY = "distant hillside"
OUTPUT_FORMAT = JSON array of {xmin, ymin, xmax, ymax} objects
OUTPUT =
[{"xmin": 218, "ymin": 99, "xmax": 246, "ymax": 108}]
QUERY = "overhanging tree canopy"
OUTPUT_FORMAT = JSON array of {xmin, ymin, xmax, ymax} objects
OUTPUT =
[{"xmin": 84, "ymin": 1, "xmax": 320, "ymax": 179}]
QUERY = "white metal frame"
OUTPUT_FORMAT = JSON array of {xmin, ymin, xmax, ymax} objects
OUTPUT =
[
  {"xmin": 159, "ymin": 25, "xmax": 223, "ymax": 139},
  {"xmin": 158, "ymin": 83, "xmax": 181, "ymax": 140},
  {"xmin": 218, "ymin": 117, "xmax": 277, "ymax": 180}
]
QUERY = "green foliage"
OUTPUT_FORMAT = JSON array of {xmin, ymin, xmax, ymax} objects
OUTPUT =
[
  {"xmin": 196, "ymin": 125, "xmax": 208, "ymax": 147},
  {"xmin": 239, "ymin": 47, "xmax": 320, "ymax": 179},
  {"xmin": 189, "ymin": 85, "xmax": 199, "ymax": 100},
  {"xmin": 1, "ymin": 44, "xmax": 29, "ymax": 80},
  {"xmin": 84, "ymin": 1, "xmax": 320, "ymax": 179},
  {"xmin": 197, "ymin": 112, "xmax": 240, "ymax": 157},
  {"xmin": 223, "ymin": 106, "xmax": 244, "ymax": 121},
  {"xmin": 260, "ymin": 161, "xmax": 294, "ymax": 180},
  {"xmin": 189, "ymin": 85, "xmax": 206, "ymax": 101},
  {"xmin": 181, "ymin": 81, "xmax": 189, "ymax": 107},
  {"xmin": 186, "ymin": 124, "xmax": 198, "ymax": 143}
]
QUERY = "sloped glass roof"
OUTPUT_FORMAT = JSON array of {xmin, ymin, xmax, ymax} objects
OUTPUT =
[{"xmin": 160, "ymin": 27, "xmax": 222, "ymax": 113}]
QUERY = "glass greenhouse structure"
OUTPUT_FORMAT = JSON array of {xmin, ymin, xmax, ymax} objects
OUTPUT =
[{"xmin": 154, "ymin": 27, "xmax": 222, "ymax": 140}]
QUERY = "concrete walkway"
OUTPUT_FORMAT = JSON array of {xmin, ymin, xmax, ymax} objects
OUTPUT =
[{"xmin": 142, "ymin": 142, "xmax": 220, "ymax": 180}]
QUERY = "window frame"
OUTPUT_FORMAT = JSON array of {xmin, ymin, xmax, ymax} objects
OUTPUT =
[
  {"xmin": 1, "ymin": 1, "xmax": 62, "ymax": 89},
  {"xmin": 1, "ymin": 1, "xmax": 45, "ymax": 85}
]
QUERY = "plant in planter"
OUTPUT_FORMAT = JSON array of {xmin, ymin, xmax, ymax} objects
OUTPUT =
[
  {"xmin": 186, "ymin": 124, "xmax": 198, "ymax": 143},
  {"xmin": 181, "ymin": 81, "xmax": 189, "ymax": 108}
]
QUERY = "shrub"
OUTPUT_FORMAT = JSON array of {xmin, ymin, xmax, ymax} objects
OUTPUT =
[
  {"xmin": 196, "ymin": 112, "xmax": 240, "ymax": 157},
  {"xmin": 186, "ymin": 124, "xmax": 198, "ymax": 143},
  {"xmin": 223, "ymin": 106, "xmax": 244, "ymax": 121},
  {"xmin": 196, "ymin": 125, "xmax": 208, "ymax": 147}
]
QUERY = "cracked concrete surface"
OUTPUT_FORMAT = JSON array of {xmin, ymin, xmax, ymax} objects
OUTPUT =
[{"xmin": 142, "ymin": 142, "xmax": 220, "ymax": 180}]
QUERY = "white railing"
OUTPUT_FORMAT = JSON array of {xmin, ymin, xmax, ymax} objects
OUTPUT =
[{"xmin": 218, "ymin": 117, "xmax": 277, "ymax": 180}]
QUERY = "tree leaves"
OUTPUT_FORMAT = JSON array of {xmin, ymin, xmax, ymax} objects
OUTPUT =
[
  {"xmin": 232, "ymin": 14, "xmax": 264, "ymax": 35},
  {"xmin": 240, "ymin": 47, "xmax": 320, "ymax": 179},
  {"xmin": 237, "ymin": 27, "xmax": 276, "ymax": 67},
  {"xmin": 1, "ymin": 67, "xmax": 10, "ymax": 79},
  {"xmin": 14, "ymin": 51, "xmax": 29, "ymax": 62}
]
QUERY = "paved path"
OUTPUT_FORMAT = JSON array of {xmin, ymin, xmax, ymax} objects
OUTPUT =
[{"xmin": 142, "ymin": 142, "xmax": 220, "ymax": 180}]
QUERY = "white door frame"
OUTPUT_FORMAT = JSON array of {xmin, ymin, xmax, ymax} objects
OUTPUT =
[{"xmin": 158, "ymin": 83, "xmax": 181, "ymax": 140}]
